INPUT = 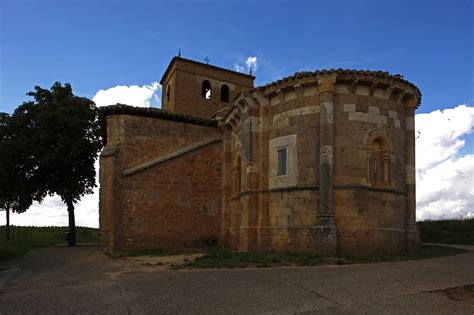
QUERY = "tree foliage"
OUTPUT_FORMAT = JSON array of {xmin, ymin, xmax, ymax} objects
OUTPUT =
[
  {"xmin": 0, "ymin": 111, "xmax": 39, "ymax": 213},
  {"xmin": 1, "ymin": 82, "xmax": 102, "ymax": 245},
  {"xmin": 25, "ymin": 82, "xmax": 102, "ymax": 204},
  {"xmin": 0, "ymin": 110, "xmax": 43, "ymax": 240}
]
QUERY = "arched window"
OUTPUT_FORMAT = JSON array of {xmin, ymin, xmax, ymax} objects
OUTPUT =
[
  {"xmin": 221, "ymin": 84, "xmax": 230, "ymax": 102},
  {"xmin": 202, "ymin": 80, "xmax": 211, "ymax": 99},
  {"xmin": 166, "ymin": 84, "xmax": 170, "ymax": 102},
  {"xmin": 370, "ymin": 139, "xmax": 384, "ymax": 185},
  {"xmin": 232, "ymin": 154, "xmax": 241, "ymax": 196},
  {"xmin": 368, "ymin": 137, "xmax": 392, "ymax": 186}
]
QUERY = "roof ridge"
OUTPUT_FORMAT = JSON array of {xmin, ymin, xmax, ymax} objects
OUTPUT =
[
  {"xmin": 254, "ymin": 68, "xmax": 421, "ymax": 106},
  {"xmin": 160, "ymin": 56, "xmax": 255, "ymax": 84},
  {"xmin": 99, "ymin": 104, "xmax": 218, "ymax": 127}
]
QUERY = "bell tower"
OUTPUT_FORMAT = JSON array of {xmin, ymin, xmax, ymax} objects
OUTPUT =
[{"xmin": 160, "ymin": 56, "xmax": 255, "ymax": 118}]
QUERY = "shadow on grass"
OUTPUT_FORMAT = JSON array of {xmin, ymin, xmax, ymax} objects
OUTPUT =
[
  {"xmin": 176, "ymin": 245, "xmax": 467, "ymax": 270},
  {"xmin": 0, "ymin": 240, "xmax": 100, "ymax": 261}
]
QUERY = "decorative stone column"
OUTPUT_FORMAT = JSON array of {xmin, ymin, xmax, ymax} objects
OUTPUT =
[
  {"xmin": 405, "ymin": 104, "xmax": 420, "ymax": 251},
  {"xmin": 315, "ymin": 75, "xmax": 338, "ymax": 254},
  {"xmin": 382, "ymin": 152, "xmax": 391, "ymax": 183}
]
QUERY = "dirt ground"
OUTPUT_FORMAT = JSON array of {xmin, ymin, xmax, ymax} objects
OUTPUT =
[{"xmin": 0, "ymin": 244, "xmax": 473, "ymax": 314}]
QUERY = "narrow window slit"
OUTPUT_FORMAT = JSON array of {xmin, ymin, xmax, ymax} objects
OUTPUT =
[{"xmin": 277, "ymin": 148, "xmax": 287, "ymax": 176}]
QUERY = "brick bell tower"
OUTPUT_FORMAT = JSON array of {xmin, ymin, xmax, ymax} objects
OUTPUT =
[{"xmin": 160, "ymin": 56, "xmax": 255, "ymax": 119}]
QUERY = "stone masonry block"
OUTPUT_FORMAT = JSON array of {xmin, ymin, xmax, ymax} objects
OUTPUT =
[
  {"xmin": 343, "ymin": 104, "xmax": 356, "ymax": 112},
  {"xmin": 377, "ymin": 115, "xmax": 387, "ymax": 125},
  {"xmin": 362, "ymin": 113, "xmax": 371, "ymax": 122},
  {"xmin": 368, "ymin": 106, "xmax": 379, "ymax": 115}
]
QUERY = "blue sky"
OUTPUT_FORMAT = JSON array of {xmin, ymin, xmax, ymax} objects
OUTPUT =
[
  {"xmin": 0, "ymin": 0, "xmax": 473, "ymax": 226},
  {"xmin": 1, "ymin": 0, "xmax": 472, "ymax": 113}
]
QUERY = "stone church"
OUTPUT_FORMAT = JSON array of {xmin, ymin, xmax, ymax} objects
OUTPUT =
[{"xmin": 99, "ymin": 56, "xmax": 421, "ymax": 254}]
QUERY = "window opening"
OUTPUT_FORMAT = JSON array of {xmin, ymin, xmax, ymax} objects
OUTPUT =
[
  {"xmin": 221, "ymin": 84, "xmax": 229, "ymax": 102},
  {"xmin": 277, "ymin": 148, "xmax": 287, "ymax": 176},
  {"xmin": 369, "ymin": 137, "xmax": 390, "ymax": 186},
  {"xmin": 202, "ymin": 80, "xmax": 211, "ymax": 99}
]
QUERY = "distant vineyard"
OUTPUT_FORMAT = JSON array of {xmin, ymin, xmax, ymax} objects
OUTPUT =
[{"xmin": 0, "ymin": 226, "xmax": 99, "ymax": 244}]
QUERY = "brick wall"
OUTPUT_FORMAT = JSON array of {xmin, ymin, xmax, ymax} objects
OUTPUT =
[
  {"xmin": 161, "ymin": 58, "xmax": 254, "ymax": 118},
  {"xmin": 100, "ymin": 113, "xmax": 222, "ymax": 252}
]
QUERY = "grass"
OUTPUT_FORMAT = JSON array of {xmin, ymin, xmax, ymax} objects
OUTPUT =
[
  {"xmin": 118, "ymin": 247, "xmax": 203, "ymax": 258},
  {"xmin": 0, "ymin": 225, "xmax": 99, "ymax": 244},
  {"xmin": 0, "ymin": 242, "xmax": 46, "ymax": 261},
  {"xmin": 418, "ymin": 218, "xmax": 474, "ymax": 245},
  {"xmin": 176, "ymin": 244, "xmax": 466, "ymax": 270},
  {"xmin": 194, "ymin": 250, "xmax": 330, "ymax": 269},
  {"xmin": 0, "ymin": 225, "xmax": 100, "ymax": 261}
]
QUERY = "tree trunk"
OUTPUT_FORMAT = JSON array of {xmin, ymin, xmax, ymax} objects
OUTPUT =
[
  {"xmin": 5, "ymin": 207, "xmax": 10, "ymax": 241},
  {"xmin": 66, "ymin": 199, "xmax": 76, "ymax": 246}
]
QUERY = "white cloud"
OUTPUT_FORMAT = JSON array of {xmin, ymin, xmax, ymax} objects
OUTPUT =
[
  {"xmin": 92, "ymin": 82, "xmax": 161, "ymax": 107},
  {"xmin": 416, "ymin": 105, "xmax": 474, "ymax": 171},
  {"xmin": 416, "ymin": 105, "xmax": 474, "ymax": 221},
  {"xmin": 245, "ymin": 56, "xmax": 258, "ymax": 72},
  {"xmin": 234, "ymin": 56, "xmax": 258, "ymax": 74},
  {"xmin": 234, "ymin": 63, "xmax": 245, "ymax": 73}
]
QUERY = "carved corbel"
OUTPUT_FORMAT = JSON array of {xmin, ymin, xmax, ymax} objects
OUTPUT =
[
  {"xmin": 294, "ymin": 84, "xmax": 303, "ymax": 97},
  {"xmin": 349, "ymin": 80, "xmax": 358, "ymax": 94},
  {"xmin": 384, "ymin": 86, "xmax": 394, "ymax": 100},
  {"xmin": 276, "ymin": 89, "xmax": 284, "ymax": 104},
  {"xmin": 369, "ymin": 83, "xmax": 377, "ymax": 96}
]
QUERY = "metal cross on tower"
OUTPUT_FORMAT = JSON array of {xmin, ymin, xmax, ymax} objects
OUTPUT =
[{"xmin": 204, "ymin": 56, "xmax": 210, "ymax": 64}]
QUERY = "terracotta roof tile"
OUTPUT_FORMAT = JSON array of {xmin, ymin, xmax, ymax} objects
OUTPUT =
[{"xmin": 255, "ymin": 68, "xmax": 422, "ymax": 107}]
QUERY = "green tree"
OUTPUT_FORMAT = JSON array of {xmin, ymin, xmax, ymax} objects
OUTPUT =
[
  {"xmin": 0, "ymin": 111, "xmax": 41, "ymax": 240},
  {"xmin": 13, "ymin": 82, "xmax": 102, "ymax": 246}
]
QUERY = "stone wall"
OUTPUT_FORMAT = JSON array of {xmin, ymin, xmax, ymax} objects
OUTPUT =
[
  {"xmin": 220, "ymin": 69, "xmax": 421, "ymax": 253},
  {"xmin": 100, "ymin": 111, "xmax": 222, "ymax": 253},
  {"xmin": 333, "ymin": 91, "xmax": 409, "ymax": 252}
]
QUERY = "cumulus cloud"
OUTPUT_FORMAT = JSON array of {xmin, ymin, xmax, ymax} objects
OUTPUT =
[
  {"xmin": 234, "ymin": 56, "xmax": 258, "ymax": 74},
  {"xmin": 245, "ymin": 56, "xmax": 258, "ymax": 72},
  {"xmin": 416, "ymin": 105, "xmax": 474, "ymax": 221},
  {"xmin": 92, "ymin": 82, "xmax": 161, "ymax": 107},
  {"xmin": 234, "ymin": 63, "xmax": 245, "ymax": 73}
]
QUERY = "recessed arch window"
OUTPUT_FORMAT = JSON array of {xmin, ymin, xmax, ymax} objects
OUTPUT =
[
  {"xmin": 202, "ymin": 80, "xmax": 211, "ymax": 99},
  {"xmin": 166, "ymin": 84, "xmax": 170, "ymax": 102},
  {"xmin": 221, "ymin": 84, "xmax": 230, "ymax": 102},
  {"xmin": 367, "ymin": 136, "xmax": 392, "ymax": 187}
]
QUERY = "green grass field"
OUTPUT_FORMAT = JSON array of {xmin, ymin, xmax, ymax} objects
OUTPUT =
[
  {"xmin": 418, "ymin": 218, "xmax": 474, "ymax": 245},
  {"xmin": 0, "ymin": 226, "xmax": 99, "ymax": 261},
  {"xmin": 177, "ymin": 244, "xmax": 466, "ymax": 269}
]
